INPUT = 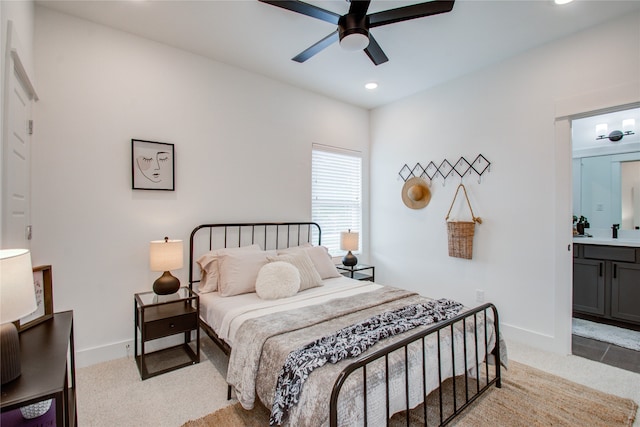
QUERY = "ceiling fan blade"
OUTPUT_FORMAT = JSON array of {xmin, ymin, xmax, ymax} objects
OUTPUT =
[
  {"xmin": 368, "ymin": 0, "xmax": 455, "ymax": 28},
  {"xmin": 348, "ymin": 0, "xmax": 371, "ymax": 17},
  {"xmin": 364, "ymin": 34, "xmax": 389, "ymax": 65},
  {"xmin": 292, "ymin": 31, "xmax": 339, "ymax": 63},
  {"xmin": 258, "ymin": 0, "xmax": 341, "ymax": 25}
]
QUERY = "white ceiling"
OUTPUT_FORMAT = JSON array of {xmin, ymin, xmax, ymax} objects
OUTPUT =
[{"xmin": 36, "ymin": 0, "xmax": 640, "ymax": 109}]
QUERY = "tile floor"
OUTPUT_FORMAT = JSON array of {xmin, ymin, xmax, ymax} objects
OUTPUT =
[{"xmin": 572, "ymin": 334, "xmax": 640, "ymax": 374}]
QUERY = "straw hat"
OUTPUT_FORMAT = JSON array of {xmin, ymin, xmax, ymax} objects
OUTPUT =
[{"xmin": 401, "ymin": 177, "xmax": 431, "ymax": 209}]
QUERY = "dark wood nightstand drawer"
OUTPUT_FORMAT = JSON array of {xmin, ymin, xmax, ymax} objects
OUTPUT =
[{"xmin": 144, "ymin": 311, "xmax": 197, "ymax": 341}]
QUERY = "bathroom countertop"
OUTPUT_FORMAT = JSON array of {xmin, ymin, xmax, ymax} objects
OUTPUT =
[{"xmin": 573, "ymin": 236, "xmax": 640, "ymax": 247}]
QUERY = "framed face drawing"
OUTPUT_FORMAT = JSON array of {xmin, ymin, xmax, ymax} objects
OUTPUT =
[
  {"xmin": 18, "ymin": 265, "xmax": 54, "ymax": 332},
  {"xmin": 131, "ymin": 139, "xmax": 175, "ymax": 191}
]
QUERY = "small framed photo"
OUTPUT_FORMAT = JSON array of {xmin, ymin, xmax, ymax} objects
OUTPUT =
[
  {"xmin": 131, "ymin": 139, "xmax": 175, "ymax": 191},
  {"xmin": 18, "ymin": 265, "xmax": 54, "ymax": 332}
]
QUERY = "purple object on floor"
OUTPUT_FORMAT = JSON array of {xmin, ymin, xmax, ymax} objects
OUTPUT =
[{"xmin": 0, "ymin": 398, "xmax": 56, "ymax": 427}]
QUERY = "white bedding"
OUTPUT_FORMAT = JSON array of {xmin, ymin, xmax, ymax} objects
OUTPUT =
[{"xmin": 198, "ymin": 276, "xmax": 382, "ymax": 346}]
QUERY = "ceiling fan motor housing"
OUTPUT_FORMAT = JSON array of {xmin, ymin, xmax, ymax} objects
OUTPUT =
[
  {"xmin": 257, "ymin": 0, "xmax": 455, "ymax": 63},
  {"xmin": 339, "ymin": 14, "xmax": 370, "ymax": 50}
]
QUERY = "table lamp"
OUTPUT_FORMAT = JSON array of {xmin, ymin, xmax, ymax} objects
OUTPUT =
[
  {"xmin": 150, "ymin": 237, "xmax": 183, "ymax": 295},
  {"xmin": 0, "ymin": 249, "xmax": 37, "ymax": 384},
  {"xmin": 340, "ymin": 230, "xmax": 359, "ymax": 267}
]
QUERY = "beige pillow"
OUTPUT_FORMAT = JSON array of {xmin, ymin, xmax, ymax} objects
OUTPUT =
[
  {"xmin": 196, "ymin": 244, "xmax": 261, "ymax": 293},
  {"xmin": 268, "ymin": 251, "xmax": 323, "ymax": 291},
  {"xmin": 275, "ymin": 243, "xmax": 312, "ymax": 254},
  {"xmin": 305, "ymin": 246, "xmax": 341, "ymax": 279},
  {"xmin": 277, "ymin": 245, "xmax": 341, "ymax": 280},
  {"xmin": 217, "ymin": 250, "xmax": 272, "ymax": 297}
]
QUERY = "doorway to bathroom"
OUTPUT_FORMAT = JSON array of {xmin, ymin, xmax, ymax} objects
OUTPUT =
[{"xmin": 570, "ymin": 105, "xmax": 640, "ymax": 373}]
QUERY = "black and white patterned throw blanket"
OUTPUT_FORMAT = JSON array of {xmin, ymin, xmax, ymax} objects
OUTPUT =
[{"xmin": 269, "ymin": 298, "xmax": 465, "ymax": 426}]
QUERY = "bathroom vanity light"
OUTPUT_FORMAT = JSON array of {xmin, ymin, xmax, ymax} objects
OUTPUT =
[{"xmin": 596, "ymin": 119, "xmax": 636, "ymax": 142}]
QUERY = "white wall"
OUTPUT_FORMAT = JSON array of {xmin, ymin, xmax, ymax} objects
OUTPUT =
[
  {"xmin": 32, "ymin": 7, "xmax": 369, "ymax": 366},
  {"xmin": 370, "ymin": 12, "xmax": 640, "ymax": 353}
]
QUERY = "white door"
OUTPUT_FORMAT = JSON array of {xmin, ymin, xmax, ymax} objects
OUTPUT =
[{"xmin": 1, "ymin": 23, "xmax": 37, "ymax": 249}]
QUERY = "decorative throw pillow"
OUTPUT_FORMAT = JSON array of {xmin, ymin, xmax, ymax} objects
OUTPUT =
[
  {"xmin": 305, "ymin": 246, "xmax": 341, "ymax": 279},
  {"xmin": 277, "ymin": 245, "xmax": 341, "ymax": 280},
  {"xmin": 255, "ymin": 262, "xmax": 301, "ymax": 300},
  {"xmin": 268, "ymin": 251, "xmax": 323, "ymax": 291},
  {"xmin": 276, "ymin": 242, "xmax": 312, "ymax": 254},
  {"xmin": 196, "ymin": 244, "xmax": 261, "ymax": 293},
  {"xmin": 217, "ymin": 250, "xmax": 272, "ymax": 297}
]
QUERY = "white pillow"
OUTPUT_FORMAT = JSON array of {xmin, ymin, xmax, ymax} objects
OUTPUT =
[
  {"xmin": 255, "ymin": 262, "xmax": 301, "ymax": 300},
  {"xmin": 196, "ymin": 244, "xmax": 261, "ymax": 293},
  {"xmin": 305, "ymin": 246, "xmax": 341, "ymax": 279},
  {"xmin": 217, "ymin": 250, "xmax": 272, "ymax": 297},
  {"xmin": 268, "ymin": 251, "xmax": 323, "ymax": 291}
]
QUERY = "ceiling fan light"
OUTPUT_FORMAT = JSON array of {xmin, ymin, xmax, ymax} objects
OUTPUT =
[{"xmin": 340, "ymin": 32, "xmax": 369, "ymax": 51}]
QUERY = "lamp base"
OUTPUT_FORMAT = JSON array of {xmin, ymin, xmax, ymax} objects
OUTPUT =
[
  {"xmin": 342, "ymin": 251, "xmax": 358, "ymax": 267},
  {"xmin": 1, "ymin": 322, "xmax": 21, "ymax": 385},
  {"xmin": 153, "ymin": 271, "xmax": 180, "ymax": 295}
]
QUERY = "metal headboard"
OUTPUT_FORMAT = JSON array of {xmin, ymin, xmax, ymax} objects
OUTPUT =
[{"xmin": 188, "ymin": 222, "xmax": 321, "ymax": 289}]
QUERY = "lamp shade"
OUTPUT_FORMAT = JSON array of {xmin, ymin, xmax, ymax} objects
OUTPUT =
[
  {"xmin": 149, "ymin": 239, "xmax": 183, "ymax": 272},
  {"xmin": 0, "ymin": 249, "xmax": 37, "ymax": 323},
  {"xmin": 340, "ymin": 231, "xmax": 359, "ymax": 252}
]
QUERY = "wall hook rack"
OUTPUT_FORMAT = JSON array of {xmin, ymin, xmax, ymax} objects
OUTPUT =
[{"xmin": 398, "ymin": 154, "xmax": 491, "ymax": 184}]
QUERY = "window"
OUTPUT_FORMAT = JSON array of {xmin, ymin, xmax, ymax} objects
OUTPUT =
[{"xmin": 312, "ymin": 145, "xmax": 362, "ymax": 256}]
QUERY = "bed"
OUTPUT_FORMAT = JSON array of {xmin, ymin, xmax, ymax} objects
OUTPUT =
[{"xmin": 188, "ymin": 222, "xmax": 503, "ymax": 427}]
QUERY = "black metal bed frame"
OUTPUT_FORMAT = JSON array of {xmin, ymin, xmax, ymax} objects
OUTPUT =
[{"xmin": 188, "ymin": 222, "xmax": 501, "ymax": 427}]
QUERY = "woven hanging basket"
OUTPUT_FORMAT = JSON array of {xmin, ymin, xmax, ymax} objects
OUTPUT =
[{"xmin": 445, "ymin": 184, "xmax": 482, "ymax": 259}]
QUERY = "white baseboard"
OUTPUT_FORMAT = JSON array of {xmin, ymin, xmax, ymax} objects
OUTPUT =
[
  {"xmin": 76, "ymin": 339, "xmax": 132, "ymax": 368},
  {"xmin": 75, "ymin": 334, "xmax": 190, "ymax": 368},
  {"xmin": 77, "ymin": 324, "xmax": 571, "ymax": 369},
  {"xmin": 500, "ymin": 322, "xmax": 571, "ymax": 355}
]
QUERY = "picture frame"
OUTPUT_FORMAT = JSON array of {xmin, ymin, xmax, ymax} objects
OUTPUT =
[
  {"xmin": 17, "ymin": 265, "xmax": 54, "ymax": 332},
  {"xmin": 131, "ymin": 139, "xmax": 175, "ymax": 191}
]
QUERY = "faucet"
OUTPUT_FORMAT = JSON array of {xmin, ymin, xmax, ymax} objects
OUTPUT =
[{"xmin": 612, "ymin": 224, "xmax": 619, "ymax": 239}]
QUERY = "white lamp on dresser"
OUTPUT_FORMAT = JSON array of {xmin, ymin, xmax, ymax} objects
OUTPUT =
[{"xmin": 0, "ymin": 249, "xmax": 37, "ymax": 385}]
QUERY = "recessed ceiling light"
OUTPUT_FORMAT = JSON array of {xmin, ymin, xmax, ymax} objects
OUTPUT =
[
  {"xmin": 554, "ymin": 0, "xmax": 574, "ymax": 5},
  {"xmin": 365, "ymin": 82, "xmax": 378, "ymax": 90}
]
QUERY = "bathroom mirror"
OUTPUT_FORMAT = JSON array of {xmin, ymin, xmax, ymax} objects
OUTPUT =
[{"xmin": 572, "ymin": 107, "xmax": 640, "ymax": 231}]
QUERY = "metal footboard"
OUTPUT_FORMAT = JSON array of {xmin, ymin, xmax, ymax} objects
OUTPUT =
[{"xmin": 329, "ymin": 303, "xmax": 501, "ymax": 427}]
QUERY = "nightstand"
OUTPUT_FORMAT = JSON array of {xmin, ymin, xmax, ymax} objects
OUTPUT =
[
  {"xmin": 134, "ymin": 287, "xmax": 199, "ymax": 380},
  {"xmin": 336, "ymin": 263, "xmax": 375, "ymax": 282}
]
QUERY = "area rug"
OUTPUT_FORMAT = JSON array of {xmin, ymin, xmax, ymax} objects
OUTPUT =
[
  {"xmin": 573, "ymin": 318, "xmax": 640, "ymax": 351},
  {"xmin": 182, "ymin": 361, "xmax": 637, "ymax": 427}
]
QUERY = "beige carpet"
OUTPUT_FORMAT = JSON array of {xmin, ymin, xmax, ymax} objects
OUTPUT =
[{"xmin": 182, "ymin": 361, "xmax": 637, "ymax": 427}]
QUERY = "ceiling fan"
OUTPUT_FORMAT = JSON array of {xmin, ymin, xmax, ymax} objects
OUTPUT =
[{"xmin": 258, "ymin": 0, "xmax": 455, "ymax": 65}]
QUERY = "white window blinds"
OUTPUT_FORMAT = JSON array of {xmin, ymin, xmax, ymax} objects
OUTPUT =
[{"xmin": 312, "ymin": 145, "xmax": 362, "ymax": 256}]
